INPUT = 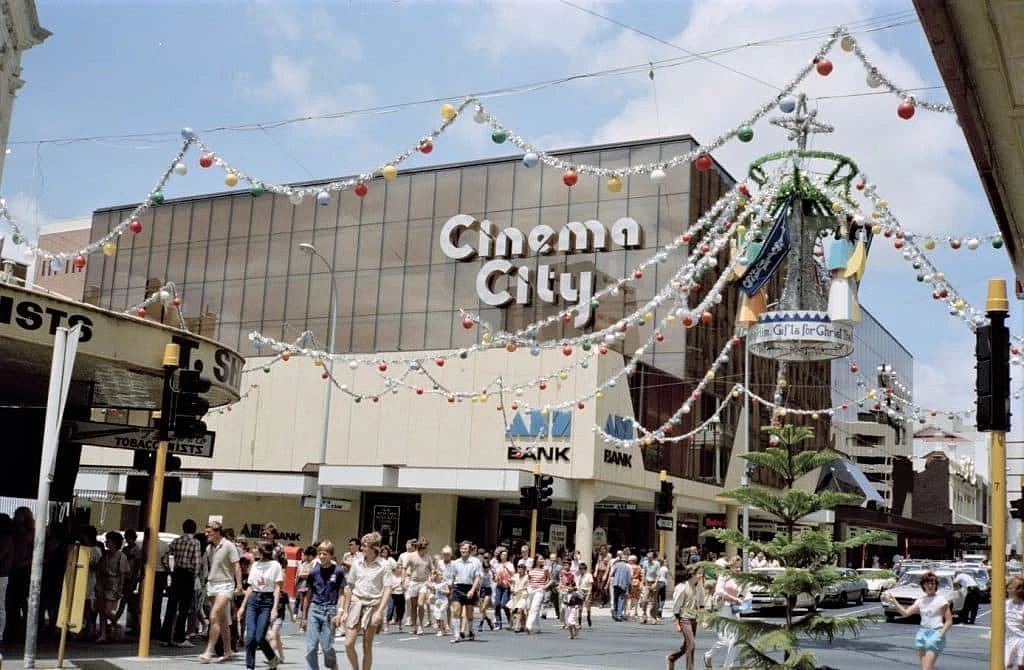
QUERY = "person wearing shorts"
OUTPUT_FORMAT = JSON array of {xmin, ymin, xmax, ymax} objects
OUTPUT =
[
  {"xmin": 199, "ymin": 521, "xmax": 242, "ymax": 664},
  {"xmin": 883, "ymin": 571, "xmax": 952, "ymax": 670},
  {"xmin": 342, "ymin": 532, "xmax": 392, "ymax": 670},
  {"xmin": 448, "ymin": 541, "xmax": 481, "ymax": 643},
  {"xmin": 402, "ymin": 538, "xmax": 432, "ymax": 634}
]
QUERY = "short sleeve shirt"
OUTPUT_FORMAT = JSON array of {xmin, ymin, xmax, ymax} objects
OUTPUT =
[
  {"xmin": 248, "ymin": 559, "xmax": 283, "ymax": 593},
  {"xmin": 915, "ymin": 594, "xmax": 948, "ymax": 629},
  {"xmin": 349, "ymin": 556, "xmax": 390, "ymax": 600},
  {"xmin": 309, "ymin": 562, "xmax": 346, "ymax": 606},
  {"xmin": 404, "ymin": 551, "xmax": 432, "ymax": 582},
  {"xmin": 451, "ymin": 556, "xmax": 481, "ymax": 585},
  {"xmin": 206, "ymin": 540, "xmax": 239, "ymax": 584}
]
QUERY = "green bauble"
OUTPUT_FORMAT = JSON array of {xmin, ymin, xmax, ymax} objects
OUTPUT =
[
  {"xmin": 912, "ymin": 261, "xmax": 922, "ymax": 270},
  {"xmin": 459, "ymin": 351, "xmax": 468, "ymax": 359},
  {"xmin": 916, "ymin": 273, "xmax": 925, "ymax": 282},
  {"xmin": 262, "ymin": 365, "xmax": 270, "ymax": 373},
  {"xmin": 151, "ymin": 190, "xmax": 165, "ymax": 205},
  {"xmin": 581, "ymin": 341, "xmax": 591, "ymax": 351},
  {"xmin": 491, "ymin": 129, "xmax": 508, "ymax": 144},
  {"xmin": 737, "ymin": 125, "xmax": 754, "ymax": 143},
  {"xmin": 250, "ymin": 183, "xmax": 265, "ymax": 197},
  {"xmin": 993, "ymin": 236, "xmax": 1004, "ymax": 249}
]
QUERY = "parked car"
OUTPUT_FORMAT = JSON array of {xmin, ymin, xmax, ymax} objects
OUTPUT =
[
  {"xmin": 821, "ymin": 567, "xmax": 868, "ymax": 605},
  {"xmin": 746, "ymin": 567, "xmax": 819, "ymax": 613},
  {"xmin": 881, "ymin": 569, "xmax": 966, "ymax": 623},
  {"xmin": 856, "ymin": 568, "xmax": 897, "ymax": 600},
  {"xmin": 951, "ymin": 564, "xmax": 991, "ymax": 603}
]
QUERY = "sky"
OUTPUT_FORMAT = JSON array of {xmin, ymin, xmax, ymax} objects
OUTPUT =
[{"xmin": 1, "ymin": 0, "xmax": 1020, "ymax": 430}]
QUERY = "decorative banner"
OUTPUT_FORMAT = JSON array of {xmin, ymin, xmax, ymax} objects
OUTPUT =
[
  {"xmin": 739, "ymin": 196, "xmax": 793, "ymax": 296},
  {"xmin": 748, "ymin": 310, "xmax": 854, "ymax": 361}
]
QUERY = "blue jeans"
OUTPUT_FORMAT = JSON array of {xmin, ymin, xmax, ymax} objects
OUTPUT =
[
  {"xmin": 305, "ymin": 602, "xmax": 337, "ymax": 670},
  {"xmin": 612, "ymin": 585, "xmax": 627, "ymax": 621},
  {"xmin": 244, "ymin": 592, "xmax": 276, "ymax": 670},
  {"xmin": 493, "ymin": 585, "xmax": 510, "ymax": 625}
]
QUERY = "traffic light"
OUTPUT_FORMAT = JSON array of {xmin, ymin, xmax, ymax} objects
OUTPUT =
[
  {"xmin": 173, "ymin": 369, "xmax": 212, "ymax": 439},
  {"xmin": 133, "ymin": 450, "xmax": 156, "ymax": 474},
  {"xmin": 536, "ymin": 474, "xmax": 554, "ymax": 509},
  {"xmin": 656, "ymin": 480, "xmax": 674, "ymax": 514},
  {"xmin": 165, "ymin": 453, "xmax": 182, "ymax": 472},
  {"xmin": 976, "ymin": 316, "xmax": 1011, "ymax": 432},
  {"xmin": 520, "ymin": 485, "xmax": 538, "ymax": 510},
  {"xmin": 1013, "ymin": 498, "xmax": 1024, "ymax": 521}
]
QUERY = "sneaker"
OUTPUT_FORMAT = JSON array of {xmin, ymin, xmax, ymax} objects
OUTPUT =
[
  {"xmin": 436, "ymin": 630, "xmax": 444, "ymax": 637},
  {"xmin": 450, "ymin": 636, "xmax": 460, "ymax": 644}
]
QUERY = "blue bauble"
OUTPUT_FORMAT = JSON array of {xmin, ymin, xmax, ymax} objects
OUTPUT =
[
  {"xmin": 778, "ymin": 97, "xmax": 796, "ymax": 113},
  {"xmin": 181, "ymin": 127, "xmax": 196, "ymax": 140},
  {"xmin": 522, "ymin": 152, "xmax": 539, "ymax": 168}
]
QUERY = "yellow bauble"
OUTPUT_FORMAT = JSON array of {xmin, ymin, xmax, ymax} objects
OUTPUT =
[
  {"xmin": 778, "ymin": 378, "xmax": 788, "ymax": 388},
  {"xmin": 606, "ymin": 176, "xmax": 623, "ymax": 193},
  {"xmin": 595, "ymin": 391, "xmax": 604, "ymax": 399},
  {"xmin": 224, "ymin": 172, "xmax": 239, "ymax": 187},
  {"xmin": 381, "ymin": 165, "xmax": 398, "ymax": 181},
  {"xmin": 481, "ymin": 332, "xmax": 492, "ymax": 344},
  {"xmin": 102, "ymin": 242, "xmax": 117, "ymax": 256},
  {"xmin": 871, "ymin": 224, "xmax": 882, "ymax": 235},
  {"xmin": 440, "ymin": 104, "xmax": 457, "ymax": 121},
  {"xmin": 644, "ymin": 312, "xmax": 654, "ymax": 322},
  {"xmin": 924, "ymin": 239, "xmax": 936, "ymax": 250},
  {"xmin": 954, "ymin": 299, "xmax": 965, "ymax": 310},
  {"xmin": 559, "ymin": 371, "xmax": 569, "ymax": 381},
  {"xmin": 706, "ymin": 371, "xmax": 715, "ymax": 380},
  {"xmin": 867, "ymin": 389, "xmax": 877, "ymax": 399}
]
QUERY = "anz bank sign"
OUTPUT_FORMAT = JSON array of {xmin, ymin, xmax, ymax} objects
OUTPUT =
[{"xmin": 506, "ymin": 409, "xmax": 571, "ymax": 462}]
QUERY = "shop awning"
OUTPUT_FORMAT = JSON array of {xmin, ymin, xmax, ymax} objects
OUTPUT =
[{"xmin": 816, "ymin": 458, "xmax": 885, "ymax": 505}]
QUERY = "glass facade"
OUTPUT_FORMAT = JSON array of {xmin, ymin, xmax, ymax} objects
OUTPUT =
[{"xmin": 830, "ymin": 306, "xmax": 914, "ymax": 421}]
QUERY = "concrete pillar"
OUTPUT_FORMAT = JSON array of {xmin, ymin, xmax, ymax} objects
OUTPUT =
[
  {"xmin": 725, "ymin": 505, "xmax": 739, "ymax": 558},
  {"xmin": 419, "ymin": 493, "xmax": 458, "ymax": 547},
  {"xmin": 574, "ymin": 480, "xmax": 596, "ymax": 564}
]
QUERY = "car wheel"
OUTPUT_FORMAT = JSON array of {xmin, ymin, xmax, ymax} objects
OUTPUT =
[
  {"xmin": 885, "ymin": 613, "xmax": 896, "ymax": 623},
  {"xmin": 839, "ymin": 592, "xmax": 848, "ymax": 606},
  {"xmin": 856, "ymin": 590, "xmax": 865, "ymax": 606},
  {"xmin": 809, "ymin": 598, "xmax": 819, "ymax": 613}
]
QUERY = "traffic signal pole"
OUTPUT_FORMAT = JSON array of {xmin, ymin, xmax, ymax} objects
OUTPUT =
[
  {"xmin": 658, "ymin": 470, "xmax": 667, "ymax": 560},
  {"xmin": 138, "ymin": 343, "xmax": 179, "ymax": 658},
  {"xmin": 529, "ymin": 464, "xmax": 540, "ymax": 557},
  {"xmin": 981, "ymin": 279, "xmax": 1009, "ymax": 670}
]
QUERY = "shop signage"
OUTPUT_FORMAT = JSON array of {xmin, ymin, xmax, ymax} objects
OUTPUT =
[
  {"xmin": 239, "ymin": 522, "xmax": 301, "ymax": 542},
  {"xmin": 908, "ymin": 536, "xmax": 946, "ymax": 549},
  {"xmin": 604, "ymin": 415, "xmax": 635, "ymax": 441},
  {"xmin": 64, "ymin": 420, "xmax": 216, "ymax": 457},
  {"xmin": 703, "ymin": 514, "xmax": 727, "ymax": 529},
  {"xmin": 372, "ymin": 505, "xmax": 401, "ymax": 550},
  {"xmin": 747, "ymin": 311, "xmax": 854, "ymax": 361},
  {"xmin": 549, "ymin": 524, "xmax": 567, "ymax": 552},
  {"xmin": 0, "ymin": 293, "xmax": 95, "ymax": 341},
  {"xmin": 655, "ymin": 515, "xmax": 674, "ymax": 531},
  {"xmin": 440, "ymin": 214, "xmax": 644, "ymax": 328},
  {"xmin": 507, "ymin": 445, "xmax": 570, "ymax": 462},
  {"xmin": 507, "ymin": 409, "xmax": 571, "ymax": 438},
  {"xmin": 595, "ymin": 502, "xmax": 637, "ymax": 511},
  {"xmin": 300, "ymin": 495, "xmax": 353, "ymax": 511},
  {"xmin": 603, "ymin": 449, "xmax": 632, "ymax": 467}
]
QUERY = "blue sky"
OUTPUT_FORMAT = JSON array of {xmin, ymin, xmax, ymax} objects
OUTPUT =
[{"xmin": 1, "ymin": 0, "xmax": 1017, "ymax": 420}]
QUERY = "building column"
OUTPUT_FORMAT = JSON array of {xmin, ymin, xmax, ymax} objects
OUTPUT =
[
  {"xmin": 419, "ymin": 493, "xmax": 458, "ymax": 547},
  {"xmin": 574, "ymin": 480, "xmax": 596, "ymax": 564},
  {"xmin": 725, "ymin": 505, "xmax": 739, "ymax": 558}
]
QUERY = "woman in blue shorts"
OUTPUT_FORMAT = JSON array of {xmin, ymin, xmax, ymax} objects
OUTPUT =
[{"xmin": 883, "ymin": 571, "xmax": 953, "ymax": 670}]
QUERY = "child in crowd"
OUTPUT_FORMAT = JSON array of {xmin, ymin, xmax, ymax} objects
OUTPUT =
[
  {"xmin": 385, "ymin": 563, "xmax": 406, "ymax": 633},
  {"xmin": 430, "ymin": 571, "xmax": 450, "ymax": 637},
  {"xmin": 564, "ymin": 590, "xmax": 583, "ymax": 640},
  {"xmin": 295, "ymin": 545, "xmax": 316, "ymax": 634}
]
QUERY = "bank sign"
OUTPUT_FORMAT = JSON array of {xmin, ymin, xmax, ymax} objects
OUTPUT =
[
  {"xmin": 507, "ymin": 409, "xmax": 572, "ymax": 462},
  {"xmin": 440, "ymin": 214, "xmax": 644, "ymax": 328}
]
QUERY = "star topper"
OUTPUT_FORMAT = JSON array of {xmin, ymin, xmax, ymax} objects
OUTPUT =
[{"xmin": 770, "ymin": 92, "xmax": 833, "ymax": 151}]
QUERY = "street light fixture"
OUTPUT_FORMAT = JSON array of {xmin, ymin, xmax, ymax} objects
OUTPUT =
[{"xmin": 300, "ymin": 242, "xmax": 337, "ymax": 545}]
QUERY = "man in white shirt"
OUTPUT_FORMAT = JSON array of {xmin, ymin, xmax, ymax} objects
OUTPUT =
[
  {"xmin": 449, "ymin": 541, "xmax": 481, "ymax": 643},
  {"xmin": 953, "ymin": 571, "xmax": 979, "ymax": 624},
  {"xmin": 342, "ymin": 532, "xmax": 392, "ymax": 670}
]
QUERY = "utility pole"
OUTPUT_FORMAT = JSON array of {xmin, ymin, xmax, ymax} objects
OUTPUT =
[
  {"xmin": 138, "ymin": 343, "xmax": 179, "ymax": 658},
  {"xmin": 529, "ymin": 464, "xmax": 540, "ymax": 557},
  {"xmin": 977, "ymin": 279, "xmax": 1010, "ymax": 670}
]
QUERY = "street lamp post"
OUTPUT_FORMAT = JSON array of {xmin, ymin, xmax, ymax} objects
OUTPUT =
[{"xmin": 300, "ymin": 243, "xmax": 337, "ymax": 545}]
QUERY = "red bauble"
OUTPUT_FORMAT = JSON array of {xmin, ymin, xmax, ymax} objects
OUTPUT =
[
  {"xmin": 505, "ymin": 342, "xmax": 517, "ymax": 353},
  {"xmin": 172, "ymin": 296, "xmax": 182, "ymax": 306},
  {"xmin": 700, "ymin": 311, "xmax": 713, "ymax": 324},
  {"xmin": 415, "ymin": 387, "xmax": 424, "ymax": 395},
  {"xmin": 281, "ymin": 351, "xmax": 291, "ymax": 361},
  {"xmin": 562, "ymin": 345, "xmax": 573, "ymax": 356},
  {"xmin": 129, "ymin": 219, "xmax": 143, "ymax": 234},
  {"xmin": 855, "ymin": 181, "xmax": 865, "ymax": 191},
  {"xmin": 562, "ymin": 169, "xmax": 578, "ymax": 187},
  {"xmin": 663, "ymin": 424, "xmax": 674, "ymax": 436},
  {"xmin": 73, "ymin": 255, "xmax": 86, "ymax": 269},
  {"xmin": 510, "ymin": 402, "xmax": 518, "ymax": 411},
  {"xmin": 655, "ymin": 332, "xmax": 665, "ymax": 342},
  {"xmin": 682, "ymin": 315, "xmax": 694, "ymax": 328},
  {"xmin": 840, "ymin": 403, "xmax": 848, "ymax": 410},
  {"xmin": 849, "ymin": 363, "xmax": 858, "ymax": 374},
  {"xmin": 893, "ymin": 239, "xmax": 904, "ymax": 250},
  {"xmin": 873, "ymin": 402, "xmax": 882, "ymax": 411},
  {"xmin": 562, "ymin": 312, "xmax": 573, "ymax": 324},
  {"xmin": 691, "ymin": 390, "xmax": 702, "ymax": 399},
  {"xmin": 354, "ymin": 182, "xmax": 368, "ymax": 197},
  {"xmin": 695, "ymin": 154, "xmax": 713, "ymax": 172},
  {"xmin": 577, "ymin": 402, "xmax": 585, "ymax": 410},
  {"xmin": 372, "ymin": 396, "xmax": 379, "ymax": 403},
  {"xmin": 897, "ymin": 101, "xmax": 916, "ymax": 120},
  {"xmin": 321, "ymin": 371, "xmax": 330, "ymax": 379},
  {"xmin": 1013, "ymin": 347, "xmax": 1021, "ymax": 356},
  {"xmin": 598, "ymin": 344, "xmax": 608, "ymax": 355},
  {"xmin": 950, "ymin": 239, "xmax": 961, "ymax": 249},
  {"xmin": 815, "ymin": 58, "xmax": 833, "ymax": 76},
  {"xmin": 538, "ymin": 381, "xmax": 547, "ymax": 391},
  {"xmin": 633, "ymin": 269, "xmax": 643, "ymax": 279},
  {"xmin": 462, "ymin": 316, "xmax": 474, "ymax": 329},
  {"xmin": 883, "ymin": 228, "xmax": 893, "ymax": 238},
  {"xmin": 435, "ymin": 357, "xmax": 445, "ymax": 367},
  {"xmin": 136, "ymin": 307, "xmax": 147, "ymax": 317},
  {"xmin": 199, "ymin": 154, "xmax": 214, "ymax": 168},
  {"xmin": 681, "ymin": 233, "xmax": 692, "ymax": 244},
  {"xmin": 732, "ymin": 335, "xmax": 742, "ymax": 346},
  {"xmin": 448, "ymin": 396, "xmax": 455, "ymax": 404},
  {"xmin": 738, "ymin": 183, "xmax": 750, "ymax": 197},
  {"xmin": 419, "ymin": 140, "xmax": 434, "ymax": 154},
  {"xmin": 700, "ymin": 244, "xmax": 710, "ymax": 254},
  {"xmin": 378, "ymin": 362, "xmax": 388, "ymax": 372},
  {"xmin": 938, "ymin": 288, "xmax": 949, "ymax": 299}
]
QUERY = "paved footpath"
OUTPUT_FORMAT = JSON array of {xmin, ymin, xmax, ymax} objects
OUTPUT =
[{"xmin": 1, "ymin": 604, "xmax": 995, "ymax": 669}]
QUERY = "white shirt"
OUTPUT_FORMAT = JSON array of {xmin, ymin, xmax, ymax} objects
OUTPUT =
[
  {"xmin": 451, "ymin": 556, "xmax": 482, "ymax": 585},
  {"xmin": 349, "ymin": 556, "xmax": 391, "ymax": 600},
  {"xmin": 657, "ymin": 565, "xmax": 669, "ymax": 584},
  {"xmin": 248, "ymin": 559, "xmax": 283, "ymax": 593},
  {"xmin": 954, "ymin": 572, "xmax": 978, "ymax": 588},
  {"xmin": 915, "ymin": 594, "xmax": 949, "ymax": 630}
]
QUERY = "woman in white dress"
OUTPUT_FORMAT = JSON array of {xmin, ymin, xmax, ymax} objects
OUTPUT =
[{"xmin": 1007, "ymin": 576, "xmax": 1024, "ymax": 670}]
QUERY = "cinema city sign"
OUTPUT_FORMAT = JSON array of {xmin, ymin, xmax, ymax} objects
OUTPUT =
[{"xmin": 439, "ymin": 214, "xmax": 644, "ymax": 328}]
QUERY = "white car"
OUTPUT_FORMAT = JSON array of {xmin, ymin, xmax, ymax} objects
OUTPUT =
[
  {"xmin": 881, "ymin": 569, "xmax": 965, "ymax": 623},
  {"xmin": 746, "ymin": 567, "xmax": 819, "ymax": 613},
  {"xmin": 856, "ymin": 568, "xmax": 897, "ymax": 600}
]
